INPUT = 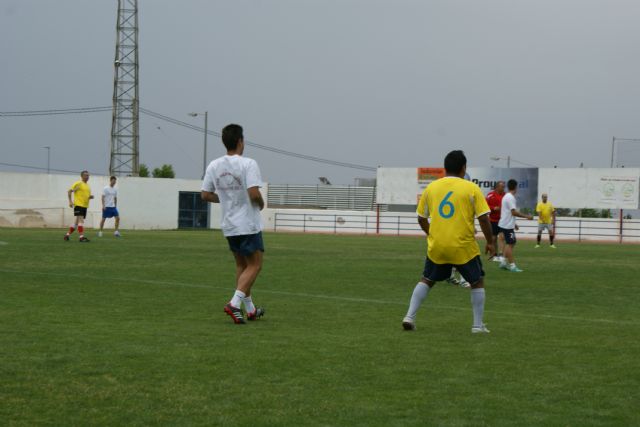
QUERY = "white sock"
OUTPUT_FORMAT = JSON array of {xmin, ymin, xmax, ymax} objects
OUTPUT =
[
  {"xmin": 405, "ymin": 282, "xmax": 430, "ymax": 320},
  {"xmin": 471, "ymin": 288, "xmax": 485, "ymax": 327},
  {"xmin": 509, "ymin": 263, "xmax": 516, "ymax": 269},
  {"xmin": 243, "ymin": 295, "xmax": 256, "ymax": 314},
  {"xmin": 230, "ymin": 290, "xmax": 246, "ymax": 308}
]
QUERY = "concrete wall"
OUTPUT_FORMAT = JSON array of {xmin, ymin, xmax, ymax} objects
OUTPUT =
[
  {"xmin": 2, "ymin": 171, "xmax": 638, "ymax": 242},
  {"xmin": 0, "ymin": 172, "xmax": 209, "ymax": 229}
]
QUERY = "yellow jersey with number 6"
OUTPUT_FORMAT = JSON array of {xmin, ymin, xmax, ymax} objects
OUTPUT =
[{"xmin": 416, "ymin": 176, "xmax": 490, "ymax": 265}]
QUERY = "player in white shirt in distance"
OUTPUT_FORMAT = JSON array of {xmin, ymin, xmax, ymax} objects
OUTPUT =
[
  {"xmin": 201, "ymin": 124, "xmax": 266, "ymax": 324},
  {"xmin": 497, "ymin": 179, "xmax": 533, "ymax": 272},
  {"xmin": 98, "ymin": 176, "xmax": 121, "ymax": 238}
]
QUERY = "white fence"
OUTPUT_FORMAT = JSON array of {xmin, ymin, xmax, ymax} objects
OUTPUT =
[{"xmin": 272, "ymin": 210, "xmax": 640, "ymax": 243}]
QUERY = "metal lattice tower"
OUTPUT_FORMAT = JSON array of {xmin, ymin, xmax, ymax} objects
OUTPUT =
[{"xmin": 109, "ymin": 0, "xmax": 139, "ymax": 176}]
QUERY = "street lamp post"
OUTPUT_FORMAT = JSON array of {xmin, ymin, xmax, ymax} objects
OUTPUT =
[
  {"xmin": 188, "ymin": 111, "xmax": 208, "ymax": 177},
  {"xmin": 490, "ymin": 155, "xmax": 538, "ymax": 168},
  {"xmin": 490, "ymin": 155, "xmax": 510, "ymax": 168},
  {"xmin": 43, "ymin": 146, "xmax": 50, "ymax": 174}
]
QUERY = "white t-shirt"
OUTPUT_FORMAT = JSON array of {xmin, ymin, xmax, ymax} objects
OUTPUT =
[
  {"xmin": 202, "ymin": 155, "xmax": 263, "ymax": 237},
  {"xmin": 103, "ymin": 185, "xmax": 118, "ymax": 208},
  {"xmin": 498, "ymin": 192, "xmax": 517, "ymax": 229}
]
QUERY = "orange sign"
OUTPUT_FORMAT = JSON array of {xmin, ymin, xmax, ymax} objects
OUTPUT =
[{"xmin": 417, "ymin": 167, "xmax": 445, "ymax": 184}]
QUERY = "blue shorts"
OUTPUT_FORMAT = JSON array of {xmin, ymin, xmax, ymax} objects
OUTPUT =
[
  {"xmin": 226, "ymin": 232, "xmax": 264, "ymax": 256},
  {"xmin": 491, "ymin": 222, "xmax": 501, "ymax": 236},
  {"xmin": 499, "ymin": 227, "xmax": 517, "ymax": 245},
  {"xmin": 422, "ymin": 255, "xmax": 485, "ymax": 285},
  {"xmin": 102, "ymin": 207, "xmax": 119, "ymax": 219}
]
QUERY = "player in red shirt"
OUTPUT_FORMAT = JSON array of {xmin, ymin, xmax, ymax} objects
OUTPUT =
[{"xmin": 485, "ymin": 181, "xmax": 505, "ymax": 261}]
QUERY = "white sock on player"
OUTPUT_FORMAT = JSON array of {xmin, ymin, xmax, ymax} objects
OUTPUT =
[
  {"xmin": 243, "ymin": 295, "xmax": 256, "ymax": 314},
  {"xmin": 470, "ymin": 288, "xmax": 485, "ymax": 327},
  {"xmin": 230, "ymin": 290, "xmax": 245, "ymax": 309},
  {"xmin": 405, "ymin": 282, "xmax": 430, "ymax": 320}
]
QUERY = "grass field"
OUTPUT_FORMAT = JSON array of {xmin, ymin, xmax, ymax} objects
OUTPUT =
[{"xmin": 0, "ymin": 228, "xmax": 639, "ymax": 426}]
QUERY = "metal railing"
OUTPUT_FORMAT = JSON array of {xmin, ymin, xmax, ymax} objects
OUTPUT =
[
  {"xmin": 273, "ymin": 211, "xmax": 640, "ymax": 242},
  {"xmin": 267, "ymin": 184, "xmax": 377, "ymax": 211}
]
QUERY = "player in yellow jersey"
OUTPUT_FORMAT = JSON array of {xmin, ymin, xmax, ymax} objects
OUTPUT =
[
  {"xmin": 535, "ymin": 193, "xmax": 556, "ymax": 248},
  {"xmin": 402, "ymin": 151, "xmax": 494, "ymax": 333},
  {"xmin": 64, "ymin": 170, "xmax": 94, "ymax": 242}
]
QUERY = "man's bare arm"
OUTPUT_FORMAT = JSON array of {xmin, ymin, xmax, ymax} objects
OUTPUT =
[
  {"xmin": 247, "ymin": 187, "xmax": 264, "ymax": 210},
  {"xmin": 418, "ymin": 216, "xmax": 430, "ymax": 235},
  {"xmin": 511, "ymin": 208, "xmax": 533, "ymax": 221},
  {"xmin": 67, "ymin": 189, "xmax": 74, "ymax": 207},
  {"xmin": 201, "ymin": 191, "xmax": 220, "ymax": 203}
]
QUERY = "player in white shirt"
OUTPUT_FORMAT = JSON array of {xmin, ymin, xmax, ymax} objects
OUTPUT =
[
  {"xmin": 201, "ymin": 124, "xmax": 266, "ymax": 324},
  {"xmin": 98, "ymin": 176, "xmax": 121, "ymax": 237},
  {"xmin": 497, "ymin": 179, "xmax": 533, "ymax": 272}
]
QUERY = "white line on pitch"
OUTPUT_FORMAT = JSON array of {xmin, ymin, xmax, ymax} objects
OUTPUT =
[{"xmin": 1, "ymin": 268, "xmax": 637, "ymax": 326}]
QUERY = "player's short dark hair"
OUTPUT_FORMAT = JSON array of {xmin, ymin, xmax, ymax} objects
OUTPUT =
[
  {"xmin": 110, "ymin": 176, "xmax": 117, "ymax": 181},
  {"xmin": 444, "ymin": 150, "xmax": 467, "ymax": 174},
  {"xmin": 80, "ymin": 170, "xmax": 89, "ymax": 176},
  {"xmin": 494, "ymin": 180, "xmax": 505, "ymax": 189},
  {"xmin": 507, "ymin": 179, "xmax": 518, "ymax": 190},
  {"xmin": 221, "ymin": 124, "xmax": 244, "ymax": 151}
]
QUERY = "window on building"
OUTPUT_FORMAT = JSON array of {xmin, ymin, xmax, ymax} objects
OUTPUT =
[{"xmin": 178, "ymin": 191, "xmax": 209, "ymax": 229}]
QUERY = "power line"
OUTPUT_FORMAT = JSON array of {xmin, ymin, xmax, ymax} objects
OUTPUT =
[
  {"xmin": 0, "ymin": 106, "xmax": 112, "ymax": 117},
  {"xmin": 1, "ymin": 106, "xmax": 377, "ymax": 172},
  {"xmin": 0, "ymin": 162, "xmax": 86, "ymax": 174},
  {"xmin": 139, "ymin": 108, "xmax": 377, "ymax": 171}
]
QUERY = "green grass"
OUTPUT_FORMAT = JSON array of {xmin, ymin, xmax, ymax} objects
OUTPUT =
[{"xmin": 0, "ymin": 228, "xmax": 639, "ymax": 426}]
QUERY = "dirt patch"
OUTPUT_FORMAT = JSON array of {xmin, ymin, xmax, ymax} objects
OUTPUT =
[
  {"xmin": 14, "ymin": 209, "xmax": 41, "ymax": 215},
  {"xmin": 18, "ymin": 215, "xmax": 46, "ymax": 228}
]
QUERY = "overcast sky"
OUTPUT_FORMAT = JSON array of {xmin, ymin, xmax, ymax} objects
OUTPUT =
[{"xmin": 1, "ymin": 0, "xmax": 639, "ymax": 184}]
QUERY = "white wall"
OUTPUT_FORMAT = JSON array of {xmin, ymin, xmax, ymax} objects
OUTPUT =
[
  {"xmin": 0, "ymin": 171, "xmax": 209, "ymax": 229},
  {"xmin": 539, "ymin": 168, "xmax": 640, "ymax": 209}
]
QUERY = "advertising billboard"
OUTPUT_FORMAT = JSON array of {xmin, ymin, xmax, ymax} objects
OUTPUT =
[{"xmin": 377, "ymin": 167, "xmax": 539, "ymax": 210}]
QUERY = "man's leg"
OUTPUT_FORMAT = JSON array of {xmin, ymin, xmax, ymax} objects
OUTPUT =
[
  {"xmin": 490, "ymin": 234, "xmax": 498, "ymax": 258},
  {"xmin": 503, "ymin": 244, "xmax": 514, "ymax": 265},
  {"xmin": 455, "ymin": 257, "xmax": 489, "ymax": 333},
  {"xmin": 228, "ymin": 252, "xmax": 248, "ymax": 308},
  {"xmin": 77, "ymin": 217, "xmax": 86, "ymax": 240},
  {"xmin": 114, "ymin": 216, "xmax": 120, "ymax": 232},
  {"xmin": 496, "ymin": 232, "xmax": 505, "ymax": 260},
  {"xmin": 403, "ymin": 279, "xmax": 434, "ymax": 330},
  {"xmin": 536, "ymin": 231, "xmax": 542, "ymax": 246},
  {"xmin": 470, "ymin": 279, "xmax": 486, "ymax": 331},
  {"xmin": 65, "ymin": 216, "xmax": 80, "ymax": 239},
  {"xmin": 236, "ymin": 250, "xmax": 262, "ymax": 295},
  {"xmin": 226, "ymin": 250, "xmax": 263, "ymax": 322},
  {"xmin": 98, "ymin": 217, "xmax": 105, "ymax": 237}
]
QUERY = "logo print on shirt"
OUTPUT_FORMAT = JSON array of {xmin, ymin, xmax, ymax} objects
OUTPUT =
[{"xmin": 216, "ymin": 172, "xmax": 243, "ymax": 191}]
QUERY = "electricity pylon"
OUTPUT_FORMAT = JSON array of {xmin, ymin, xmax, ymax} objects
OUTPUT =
[{"xmin": 109, "ymin": 0, "xmax": 139, "ymax": 176}]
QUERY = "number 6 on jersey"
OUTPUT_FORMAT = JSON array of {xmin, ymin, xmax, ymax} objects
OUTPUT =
[{"xmin": 439, "ymin": 191, "xmax": 455, "ymax": 218}]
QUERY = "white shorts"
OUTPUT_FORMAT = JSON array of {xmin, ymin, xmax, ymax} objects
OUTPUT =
[{"xmin": 538, "ymin": 223, "xmax": 554, "ymax": 233}]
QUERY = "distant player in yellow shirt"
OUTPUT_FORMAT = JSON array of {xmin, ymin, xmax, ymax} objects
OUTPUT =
[
  {"xmin": 64, "ymin": 170, "xmax": 94, "ymax": 242},
  {"xmin": 535, "ymin": 193, "xmax": 556, "ymax": 248},
  {"xmin": 402, "ymin": 150, "xmax": 494, "ymax": 333}
]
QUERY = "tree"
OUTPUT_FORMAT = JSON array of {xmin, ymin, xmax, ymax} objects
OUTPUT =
[
  {"xmin": 574, "ymin": 208, "xmax": 608, "ymax": 218},
  {"xmin": 139, "ymin": 164, "xmax": 150, "ymax": 177},
  {"xmin": 152, "ymin": 164, "xmax": 175, "ymax": 178},
  {"xmin": 555, "ymin": 208, "xmax": 572, "ymax": 217}
]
